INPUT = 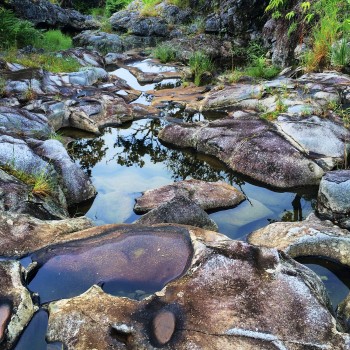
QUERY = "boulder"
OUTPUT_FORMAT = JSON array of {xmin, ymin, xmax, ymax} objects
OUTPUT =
[
  {"xmin": 5, "ymin": 0, "xmax": 100, "ymax": 31},
  {"xmin": 31, "ymin": 139, "xmax": 96, "ymax": 206},
  {"xmin": 46, "ymin": 238, "xmax": 350, "ymax": 349},
  {"xmin": 0, "ymin": 210, "xmax": 92, "ymax": 257},
  {"xmin": 248, "ymin": 213, "xmax": 350, "ymax": 267},
  {"xmin": 0, "ymin": 261, "xmax": 35, "ymax": 350},
  {"xmin": 158, "ymin": 116, "xmax": 325, "ymax": 188},
  {"xmin": 317, "ymin": 170, "xmax": 350, "ymax": 229},
  {"xmin": 0, "ymin": 106, "xmax": 52, "ymax": 140},
  {"xmin": 135, "ymin": 195, "xmax": 219, "ymax": 231},
  {"xmin": 134, "ymin": 179, "xmax": 245, "ymax": 213},
  {"xmin": 110, "ymin": 11, "xmax": 169, "ymax": 37}
]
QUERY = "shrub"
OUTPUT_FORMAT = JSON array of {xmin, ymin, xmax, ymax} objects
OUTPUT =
[
  {"xmin": 105, "ymin": 0, "xmax": 133, "ymax": 16},
  {"xmin": 189, "ymin": 51, "xmax": 215, "ymax": 86},
  {"xmin": 35, "ymin": 30, "xmax": 73, "ymax": 51},
  {"xmin": 153, "ymin": 43, "xmax": 177, "ymax": 63}
]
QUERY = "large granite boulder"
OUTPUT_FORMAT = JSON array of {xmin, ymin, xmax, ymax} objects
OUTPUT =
[
  {"xmin": 158, "ymin": 116, "xmax": 325, "ymax": 188},
  {"xmin": 134, "ymin": 179, "xmax": 245, "ymax": 213},
  {"xmin": 317, "ymin": 170, "xmax": 350, "ymax": 229},
  {"xmin": 5, "ymin": 0, "xmax": 100, "ymax": 31},
  {"xmin": 45, "ymin": 238, "xmax": 350, "ymax": 349}
]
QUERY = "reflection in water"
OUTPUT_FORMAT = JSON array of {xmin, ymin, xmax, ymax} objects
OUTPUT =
[
  {"xmin": 296, "ymin": 257, "xmax": 350, "ymax": 310},
  {"xmin": 67, "ymin": 118, "xmax": 316, "ymax": 238}
]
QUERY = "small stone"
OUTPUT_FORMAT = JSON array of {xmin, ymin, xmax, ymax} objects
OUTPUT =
[
  {"xmin": 0, "ymin": 304, "xmax": 11, "ymax": 342},
  {"xmin": 152, "ymin": 310, "xmax": 176, "ymax": 346}
]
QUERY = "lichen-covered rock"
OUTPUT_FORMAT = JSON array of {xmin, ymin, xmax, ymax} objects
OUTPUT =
[
  {"xmin": 248, "ymin": 213, "xmax": 350, "ymax": 267},
  {"xmin": 159, "ymin": 116, "xmax": 324, "ymax": 188},
  {"xmin": 134, "ymin": 179, "xmax": 245, "ymax": 213},
  {"xmin": 0, "ymin": 210, "xmax": 93, "ymax": 257},
  {"xmin": 0, "ymin": 261, "xmax": 35, "ymax": 350},
  {"xmin": 135, "ymin": 195, "xmax": 219, "ymax": 231},
  {"xmin": 46, "ymin": 239, "xmax": 350, "ymax": 349},
  {"xmin": 317, "ymin": 170, "xmax": 350, "ymax": 229}
]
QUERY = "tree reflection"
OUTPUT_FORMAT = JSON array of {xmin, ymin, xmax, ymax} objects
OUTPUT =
[{"xmin": 68, "ymin": 119, "xmax": 244, "ymax": 185}]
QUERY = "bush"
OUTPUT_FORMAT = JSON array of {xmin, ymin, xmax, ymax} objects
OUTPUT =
[
  {"xmin": 105, "ymin": 0, "xmax": 133, "ymax": 16},
  {"xmin": 0, "ymin": 8, "xmax": 41, "ymax": 49},
  {"xmin": 35, "ymin": 30, "xmax": 73, "ymax": 51},
  {"xmin": 153, "ymin": 44, "xmax": 177, "ymax": 63},
  {"xmin": 189, "ymin": 51, "xmax": 215, "ymax": 86}
]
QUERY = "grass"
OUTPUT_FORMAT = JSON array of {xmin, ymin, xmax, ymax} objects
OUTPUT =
[
  {"xmin": 152, "ymin": 43, "xmax": 177, "ymax": 63},
  {"xmin": 4, "ymin": 50, "xmax": 81, "ymax": 73},
  {"xmin": 189, "ymin": 51, "xmax": 215, "ymax": 86},
  {"xmin": 331, "ymin": 38, "xmax": 350, "ymax": 69},
  {"xmin": 140, "ymin": 0, "xmax": 162, "ymax": 16},
  {"xmin": 49, "ymin": 132, "xmax": 64, "ymax": 143},
  {"xmin": 167, "ymin": 0, "xmax": 190, "ymax": 8},
  {"xmin": 0, "ymin": 164, "xmax": 53, "ymax": 197},
  {"xmin": 0, "ymin": 78, "xmax": 6, "ymax": 97},
  {"xmin": 244, "ymin": 56, "xmax": 280, "ymax": 80},
  {"xmin": 105, "ymin": 0, "xmax": 133, "ymax": 16},
  {"xmin": 35, "ymin": 30, "xmax": 73, "ymax": 51}
]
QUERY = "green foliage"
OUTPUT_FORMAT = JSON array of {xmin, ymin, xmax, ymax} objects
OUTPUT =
[
  {"xmin": 105, "ymin": 0, "xmax": 133, "ymax": 16},
  {"xmin": 49, "ymin": 132, "xmax": 64, "ymax": 143},
  {"xmin": 0, "ymin": 164, "xmax": 53, "ymax": 197},
  {"xmin": 166, "ymin": 0, "xmax": 190, "ymax": 9},
  {"xmin": 331, "ymin": 38, "xmax": 350, "ymax": 68},
  {"xmin": 140, "ymin": 0, "xmax": 162, "ymax": 17},
  {"xmin": 35, "ymin": 30, "xmax": 73, "ymax": 51},
  {"xmin": 0, "ymin": 8, "xmax": 41, "ymax": 49},
  {"xmin": 245, "ymin": 56, "xmax": 280, "ymax": 80},
  {"xmin": 189, "ymin": 51, "xmax": 215, "ymax": 86},
  {"xmin": 152, "ymin": 43, "xmax": 177, "ymax": 63}
]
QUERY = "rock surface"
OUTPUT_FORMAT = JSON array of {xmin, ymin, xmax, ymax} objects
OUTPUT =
[
  {"xmin": 46, "ymin": 238, "xmax": 350, "ymax": 349},
  {"xmin": 0, "ymin": 210, "xmax": 93, "ymax": 257},
  {"xmin": 159, "ymin": 115, "xmax": 325, "ymax": 188},
  {"xmin": 5, "ymin": 0, "xmax": 100, "ymax": 31},
  {"xmin": 134, "ymin": 179, "xmax": 245, "ymax": 213},
  {"xmin": 135, "ymin": 195, "xmax": 219, "ymax": 231},
  {"xmin": 317, "ymin": 170, "xmax": 350, "ymax": 229},
  {"xmin": 0, "ymin": 261, "xmax": 35, "ymax": 350},
  {"xmin": 248, "ymin": 213, "xmax": 350, "ymax": 267}
]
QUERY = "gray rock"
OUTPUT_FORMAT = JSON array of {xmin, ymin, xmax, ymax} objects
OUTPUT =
[
  {"xmin": 161, "ymin": 4, "xmax": 192, "ymax": 24},
  {"xmin": 32, "ymin": 139, "xmax": 96, "ymax": 206},
  {"xmin": 0, "ymin": 106, "xmax": 52, "ymax": 140},
  {"xmin": 68, "ymin": 68, "xmax": 108, "ymax": 86},
  {"xmin": 317, "ymin": 170, "xmax": 350, "ymax": 229},
  {"xmin": 135, "ymin": 195, "xmax": 219, "ymax": 231},
  {"xmin": 5, "ymin": 0, "xmax": 100, "ymax": 31},
  {"xmin": 159, "ymin": 116, "xmax": 325, "ymax": 188}
]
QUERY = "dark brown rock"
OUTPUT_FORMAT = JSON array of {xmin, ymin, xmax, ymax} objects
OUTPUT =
[{"xmin": 134, "ymin": 179, "xmax": 245, "ymax": 213}]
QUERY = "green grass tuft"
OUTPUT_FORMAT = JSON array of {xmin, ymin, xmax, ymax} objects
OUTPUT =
[
  {"xmin": 189, "ymin": 51, "xmax": 215, "ymax": 86},
  {"xmin": 152, "ymin": 43, "xmax": 177, "ymax": 63}
]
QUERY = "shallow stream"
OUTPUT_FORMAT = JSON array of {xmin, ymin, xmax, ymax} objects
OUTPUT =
[{"xmin": 10, "ymin": 58, "xmax": 350, "ymax": 349}]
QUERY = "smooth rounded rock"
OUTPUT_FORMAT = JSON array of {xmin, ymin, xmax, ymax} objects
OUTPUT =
[
  {"xmin": 0, "ymin": 304, "xmax": 11, "ymax": 342},
  {"xmin": 152, "ymin": 310, "xmax": 176, "ymax": 345}
]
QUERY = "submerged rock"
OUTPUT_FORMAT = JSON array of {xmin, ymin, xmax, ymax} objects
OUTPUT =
[
  {"xmin": 0, "ymin": 261, "xmax": 35, "ymax": 350},
  {"xmin": 134, "ymin": 179, "xmax": 245, "ymax": 213},
  {"xmin": 46, "ymin": 238, "xmax": 349, "ymax": 349},
  {"xmin": 317, "ymin": 170, "xmax": 350, "ymax": 229},
  {"xmin": 158, "ymin": 116, "xmax": 324, "ymax": 188},
  {"xmin": 248, "ymin": 213, "xmax": 350, "ymax": 267},
  {"xmin": 135, "ymin": 195, "xmax": 219, "ymax": 231}
]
